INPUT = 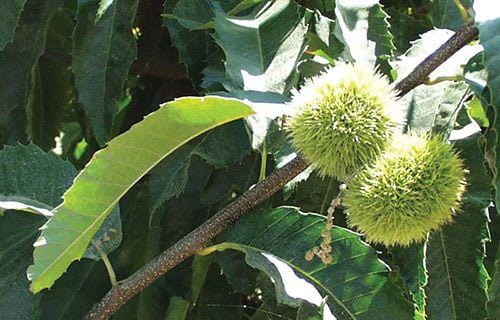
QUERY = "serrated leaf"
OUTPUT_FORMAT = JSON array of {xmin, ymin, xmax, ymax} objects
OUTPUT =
[
  {"xmin": 205, "ymin": 207, "xmax": 414, "ymax": 320},
  {"xmin": 333, "ymin": 0, "xmax": 395, "ymax": 67},
  {"xmin": 213, "ymin": 0, "xmax": 309, "ymax": 93},
  {"xmin": 426, "ymin": 134, "xmax": 491, "ymax": 320},
  {"xmin": 307, "ymin": 11, "xmax": 344, "ymax": 63},
  {"xmin": 73, "ymin": 0, "xmax": 139, "ymax": 146},
  {"xmin": 0, "ymin": 0, "xmax": 28, "ymax": 50},
  {"xmin": 390, "ymin": 244, "xmax": 427, "ymax": 320},
  {"xmin": 487, "ymin": 246, "xmax": 500, "ymax": 319},
  {"xmin": 27, "ymin": 96, "xmax": 254, "ymax": 293},
  {"xmin": 163, "ymin": 19, "xmax": 208, "ymax": 86},
  {"xmin": 0, "ymin": 0, "xmax": 65, "ymax": 145},
  {"xmin": 476, "ymin": 10, "xmax": 500, "ymax": 215}
]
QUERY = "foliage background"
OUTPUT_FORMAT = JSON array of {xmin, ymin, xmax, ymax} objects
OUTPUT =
[{"xmin": 0, "ymin": 0, "xmax": 498, "ymax": 319}]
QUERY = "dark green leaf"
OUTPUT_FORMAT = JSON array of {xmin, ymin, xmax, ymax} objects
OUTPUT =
[
  {"xmin": 0, "ymin": 0, "xmax": 65, "ymax": 145},
  {"xmin": 0, "ymin": 213, "xmax": 44, "ymax": 320},
  {"xmin": 73, "ymin": 0, "xmax": 140, "ymax": 145},
  {"xmin": 170, "ymin": 0, "xmax": 212, "ymax": 30},
  {"xmin": 165, "ymin": 296, "xmax": 190, "ymax": 320},
  {"xmin": 205, "ymin": 207, "xmax": 414, "ymax": 320},
  {"xmin": 27, "ymin": 8, "xmax": 75, "ymax": 151},
  {"xmin": 0, "ymin": 144, "xmax": 74, "ymax": 319},
  {"xmin": 430, "ymin": 0, "xmax": 471, "ymax": 31},
  {"xmin": 476, "ymin": 14, "xmax": 500, "ymax": 214},
  {"xmin": 426, "ymin": 134, "xmax": 491, "ymax": 320},
  {"xmin": 390, "ymin": 244, "xmax": 427, "ymax": 320},
  {"xmin": 163, "ymin": 19, "xmax": 207, "ymax": 86},
  {"xmin": 0, "ymin": 0, "xmax": 28, "ymax": 50},
  {"xmin": 194, "ymin": 120, "xmax": 251, "ymax": 168}
]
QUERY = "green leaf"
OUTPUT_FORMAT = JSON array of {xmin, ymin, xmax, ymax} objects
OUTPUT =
[
  {"xmin": 170, "ymin": 0, "xmax": 213, "ymax": 30},
  {"xmin": 186, "ymin": 259, "xmax": 244, "ymax": 319},
  {"xmin": 163, "ymin": 19, "xmax": 208, "ymax": 86},
  {"xmin": 213, "ymin": 0, "xmax": 309, "ymax": 93},
  {"xmin": 27, "ymin": 96, "xmax": 254, "ymax": 293},
  {"xmin": 27, "ymin": 8, "xmax": 75, "ymax": 151},
  {"xmin": 204, "ymin": 207, "xmax": 414, "ymax": 320},
  {"xmin": 38, "ymin": 259, "xmax": 110, "ymax": 319},
  {"xmin": 426, "ymin": 134, "xmax": 491, "ymax": 320},
  {"xmin": 73, "ymin": 0, "xmax": 140, "ymax": 146},
  {"xmin": 194, "ymin": 120, "xmax": 251, "ymax": 168},
  {"xmin": 0, "ymin": 213, "xmax": 44, "ymax": 320},
  {"xmin": 0, "ymin": 144, "xmax": 75, "ymax": 319},
  {"xmin": 476, "ymin": 14, "xmax": 500, "ymax": 215},
  {"xmin": 333, "ymin": 0, "xmax": 395, "ymax": 67},
  {"xmin": 0, "ymin": 0, "xmax": 28, "ymax": 50},
  {"xmin": 165, "ymin": 296, "xmax": 190, "ymax": 320},
  {"xmin": 390, "ymin": 244, "xmax": 427, "ymax": 320},
  {"xmin": 0, "ymin": 0, "xmax": 65, "ymax": 145},
  {"xmin": 430, "ymin": 0, "xmax": 472, "ymax": 31},
  {"xmin": 487, "ymin": 246, "xmax": 500, "ymax": 319},
  {"xmin": 307, "ymin": 12, "xmax": 344, "ymax": 64},
  {"xmin": 0, "ymin": 144, "xmax": 76, "ymax": 206}
]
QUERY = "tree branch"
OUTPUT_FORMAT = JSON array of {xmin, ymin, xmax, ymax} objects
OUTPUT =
[
  {"xmin": 84, "ymin": 23, "xmax": 479, "ymax": 320},
  {"xmin": 394, "ymin": 23, "xmax": 478, "ymax": 96}
]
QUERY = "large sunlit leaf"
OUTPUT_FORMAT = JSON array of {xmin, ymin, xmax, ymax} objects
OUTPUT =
[
  {"xmin": 0, "ymin": 0, "xmax": 65, "ymax": 146},
  {"xmin": 333, "ymin": 0, "xmax": 395, "ymax": 67},
  {"xmin": 73, "ymin": 0, "xmax": 140, "ymax": 146},
  {"xmin": 426, "ymin": 135, "xmax": 491, "ymax": 320},
  {"xmin": 213, "ymin": 0, "xmax": 309, "ymax": 93},
  {"xmin": 27, "ymin": 96, "xmax": 254, "ymax": 293},
  {"xmin": 393, "ymin": 29, "xmax": 481, "ymax": 134},
  {"xmin": 203, "ymin": 207, "xmax": 414, "ymax": 320}
]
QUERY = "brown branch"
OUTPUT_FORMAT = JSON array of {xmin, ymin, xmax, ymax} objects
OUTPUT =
[
  {"xmin": 394, "ymin": 23, "xmax": 478, "ymax": 96},
  {"xmin": 84, "ymin": 23, "xmax": 479, "ymax": 320},
  {"xmin": 84, "ymin": 156, "xmax": 310, "ymax": 320}
]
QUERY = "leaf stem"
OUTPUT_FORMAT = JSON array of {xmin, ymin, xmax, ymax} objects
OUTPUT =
[
  {"xmin": 394, "ymin": 23, "xmax": 478, "ymax": 96},
  {"xmin": 424, "ymin": 75, "xmax": 464, "ymax": 85},
  {"xmin": 84, "ymin": 23, "xmax": 479, "ymax": 320},
  {"xmin": 453, "ymin": 0, "xmax": 470, "ymax": 23},
  {"xmin": 259, "ymin": 140, "xmax": 267, "ymax": 182},
  {"xmin": 94, "ymin": 242, "xmax": 118, "ymax": 287}
]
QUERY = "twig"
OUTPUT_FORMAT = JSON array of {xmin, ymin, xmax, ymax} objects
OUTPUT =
[
  {"xmin": 84, "ymin": 156, "xmax": 310, "ymax": 319},
  {"xmin": 394, "ymin": 23, "xmax": 478, "ymax": 96},
  {"xmin": 84, "ymin": 23, "xmax": 479, "ymax": 320}
]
